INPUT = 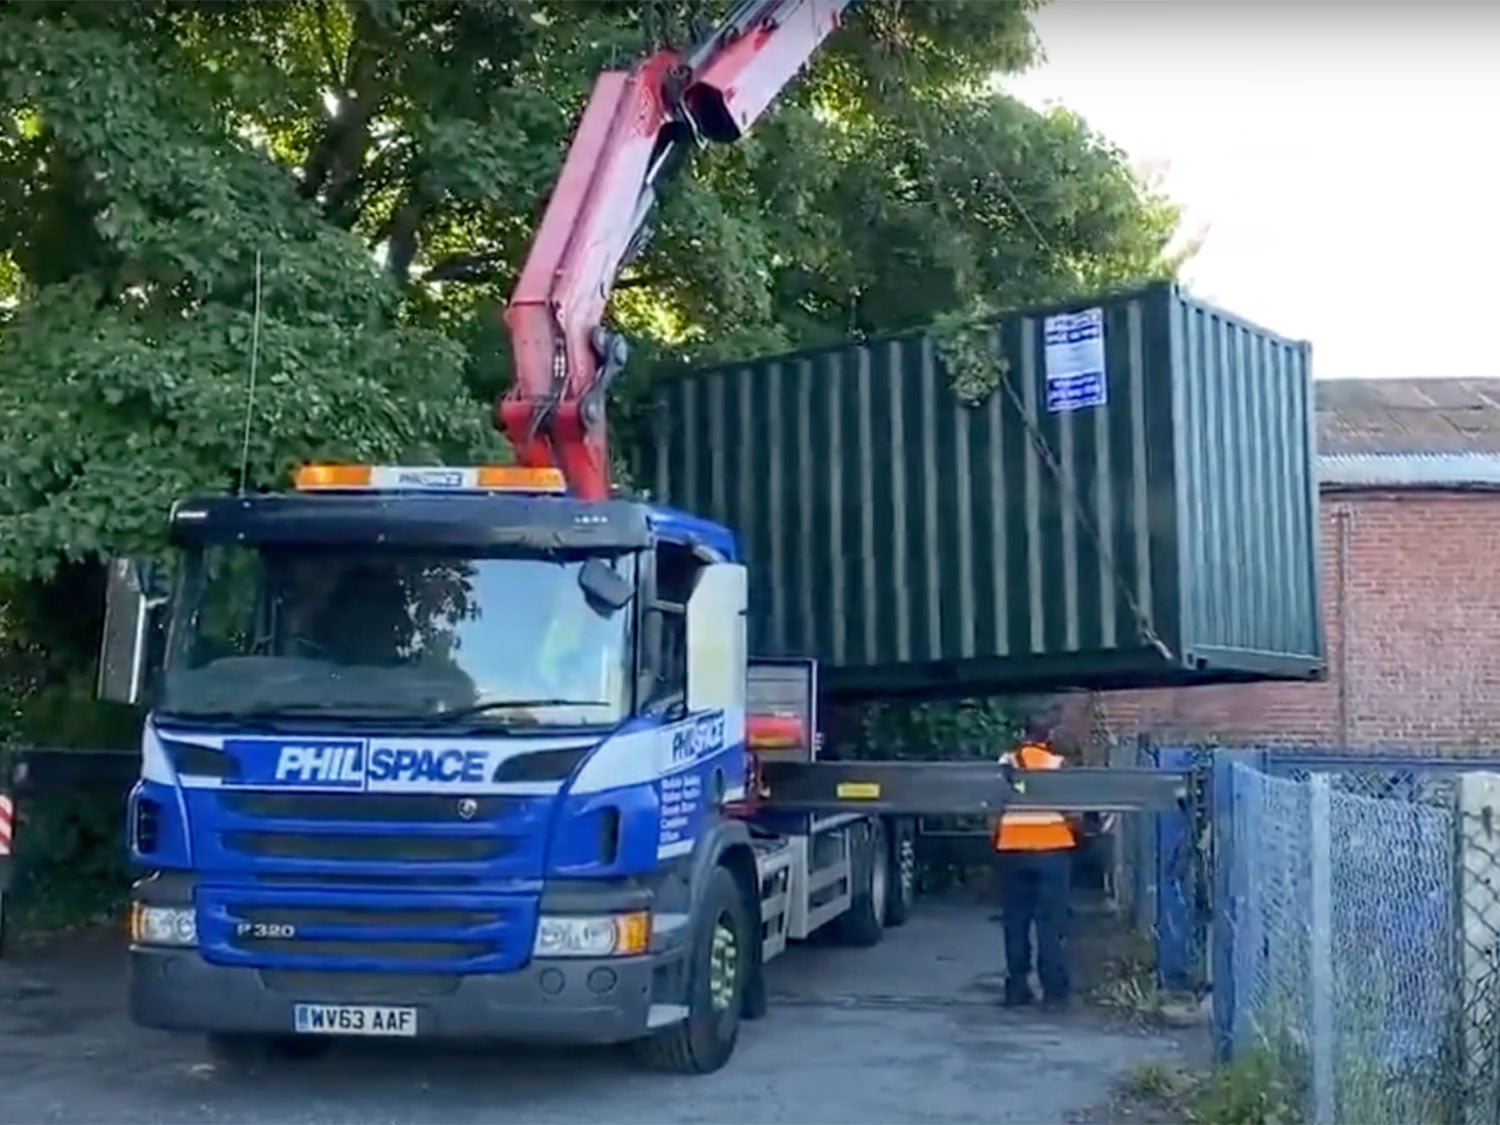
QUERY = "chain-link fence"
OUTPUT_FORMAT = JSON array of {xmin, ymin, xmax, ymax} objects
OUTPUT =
[
  {"xmin": 1456, "ymin": 773, "xmax": 1500, "ymax": 1125},
  {"xmin": 1089, "ymin": 743, "xmax": 1500, "ymax": 1123},
  {"xmin": 1219, "ymin": 758, "xmax": 1500, "ymax": 1125}
]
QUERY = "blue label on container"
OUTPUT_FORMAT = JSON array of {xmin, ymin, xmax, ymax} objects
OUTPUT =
[{"xmin": 1044, "ymin": 308, "xmax": 1107, "ymax": 413}]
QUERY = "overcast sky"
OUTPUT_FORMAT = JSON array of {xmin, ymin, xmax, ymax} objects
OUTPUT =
[{"xmin": 1003, "ymin": 0, "xmax": 1500, "ymax": 381}]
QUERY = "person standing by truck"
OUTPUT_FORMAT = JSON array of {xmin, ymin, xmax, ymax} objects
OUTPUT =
[{"xmin": 993, "ymin": 712, "xmax": 1079, "ymax": 1009}]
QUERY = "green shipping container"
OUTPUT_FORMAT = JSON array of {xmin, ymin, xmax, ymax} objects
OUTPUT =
[{"xmin": 642, "ymin": 282, "xmax": 1325, "ymax": 699}]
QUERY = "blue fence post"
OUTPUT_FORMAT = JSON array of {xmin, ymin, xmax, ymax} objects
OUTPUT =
[
  {"xmin": 1155, "ymin": 744, "xmax": 1196, "ymax": 991},
  {"xmin": 1210, "ymin": 747, "xmax": 1268, "ymax": 1061},
  {"xmin": 1133, "ymin": 736, "xmax": 1156, "ymax": 939},
  {"xmin": 1210, "ymin": 750, "xmax": 1236, "ymax": 1061}
]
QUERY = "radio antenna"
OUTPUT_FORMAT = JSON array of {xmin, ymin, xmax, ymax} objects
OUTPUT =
[{"xmin": 236, "ymin": 249, "xmax": 264, "ymax": 496}]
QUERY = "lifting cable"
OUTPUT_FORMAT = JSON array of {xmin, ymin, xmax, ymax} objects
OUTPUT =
[{"xmin": 880, "ymin": 17, "xmax": 1173, "ymax": 667}]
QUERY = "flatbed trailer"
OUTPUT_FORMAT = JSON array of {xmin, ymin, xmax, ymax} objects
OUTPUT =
[{"xmin": 736, "ymin": 658, "xmax": 1185, "ymax": 971}]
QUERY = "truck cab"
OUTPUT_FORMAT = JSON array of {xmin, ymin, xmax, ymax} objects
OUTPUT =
[{"xmin": 102, "ymin": 463, "xmax": 786, "ymax": 1072}]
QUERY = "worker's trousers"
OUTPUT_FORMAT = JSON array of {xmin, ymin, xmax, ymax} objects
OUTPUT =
[{"xmin": 996, "ymin": 847, "xmax": 1073, "ymax": 1001}]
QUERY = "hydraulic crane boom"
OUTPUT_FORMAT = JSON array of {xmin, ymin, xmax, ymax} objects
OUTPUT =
[{"xmin": 498, "ymin": 0, "xmax": 853, "ymax": 500}]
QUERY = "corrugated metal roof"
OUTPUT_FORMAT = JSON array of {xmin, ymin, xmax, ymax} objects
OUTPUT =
[
  {"xmin": 1320, "ymin": 452, "xmax": 1500, "ymax": 489},
  {"xmin": 1317, "ymin": 378, "xmax": 1500, "ymax": 454}
]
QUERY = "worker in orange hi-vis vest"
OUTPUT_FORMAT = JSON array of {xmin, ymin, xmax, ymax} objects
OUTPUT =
[{"xmin": 992, "ymin": 711, "xmax": 1080, "ymax": 1009}]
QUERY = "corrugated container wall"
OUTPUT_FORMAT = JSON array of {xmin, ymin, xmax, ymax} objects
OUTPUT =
[{"xmin": 642, "ymin": 282, "xmax": 1326, "ymax": 699}]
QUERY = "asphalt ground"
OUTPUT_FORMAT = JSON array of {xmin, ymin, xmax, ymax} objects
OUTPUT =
[{"xmin": 0, "ymin": 900, "xmax": 1188, "ymax": 1124}]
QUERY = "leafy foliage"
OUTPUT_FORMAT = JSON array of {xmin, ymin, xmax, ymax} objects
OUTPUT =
[
  {"xmin": 840, "ymin": 697, "xmax": 1022, "ymax": 763},
  {"xmin": 0, "ymin": 11, "xmax": 498, "ymax": 582},
  {"xmin": 3, "ymin": 785, "xmax": 132, "ymax": 938},
  {"xmin": 0, "ymin": 1, "xmax": 1188, "ymax": 928},
  {"xmin": 0, "ymin": 0, "xmax": 1182, "ymax": 582},
  {"xmin": 933, "ymin": 306, "xmax": 1011, "ymax": 407}
]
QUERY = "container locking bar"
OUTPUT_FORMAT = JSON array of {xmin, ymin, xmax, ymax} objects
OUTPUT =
[{"xmin": 757, "ymin": 760, "xmax": 1187, "ymax": 816}]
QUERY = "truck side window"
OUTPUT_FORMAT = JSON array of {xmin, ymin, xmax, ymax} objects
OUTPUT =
[{"xmin": 654, "ymin": 543, "xmax": 698, "ymax": 706}]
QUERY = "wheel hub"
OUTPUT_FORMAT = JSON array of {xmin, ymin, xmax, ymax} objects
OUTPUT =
[
  {"xmin": 871, "ymin": 835, "xmax": 889, "ymax": 923},
  {"xmin": 709, "ymin": 916, "xmax": 739, "ymax": 1013}
]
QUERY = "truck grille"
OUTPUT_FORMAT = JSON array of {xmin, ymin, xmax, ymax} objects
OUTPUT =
[
  {"xmin": 220, "ymin": 793, "xmax": 514, "ymax": 823},
  {"xmin": 223, "ymin": 831, "xmax": 509, "ymax": 863},
  {"xmin": 189, "ymin": 783, "xmax": 551, "ymax": 884},
  {"xmin": 238, "ymin": 905, "xmax": 492, "ymax": 928},
  {"xmin": 187, "ymin": 781, "xmax": 552, "ymax": 974},
  {"xmin": 198, "ymin": 887, "xmax": 536, "ymax": 975},
  {"xmin": 254, "ymin": 872, "xmax": 479, "ymax": 888}
]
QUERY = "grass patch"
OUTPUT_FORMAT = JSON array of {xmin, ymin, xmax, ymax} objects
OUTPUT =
[
  {"xmin": 1124, "ymin": 1061, "xmax": 1195, "ymax": 1100},
  {"xmin": 1092, "ymin": 948, "xmax": 1158, "ymax": 1015},
  {"xmin": 1089, "ymin": 931, "xmax": 1204, "ymax": 1025},
  {"xmin": 1117, "ymin": 1042, "xmax": 1461, "ymax": 1125},
  {"xmin": 1185, "ymin": 1049, "xmax": 1303, "ymax": 1125}
]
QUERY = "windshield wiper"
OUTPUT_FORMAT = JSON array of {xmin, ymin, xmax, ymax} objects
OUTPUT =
[
  {"xmin": 157, "ymin": 702, "xmax": 421, "ymax": 725},
  {"xmin": 243, "ymin": 702, "xmax": 418, "ymax": 717},
  {"xmin": 431, "ymin": 699, "xmax": 611, "ymax": 724},
  {"xmin": 157, "ymin": 709, "xmax": 273, "ymax": 725}
]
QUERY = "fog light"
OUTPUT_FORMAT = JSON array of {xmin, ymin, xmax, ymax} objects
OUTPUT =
[
  {"xmin": 129, "ymin": 903, "xmax": 197, "ymax": 947},
  {"xmin": 533, "ymin": 911, "xmax": 649, "ymax": 958}
]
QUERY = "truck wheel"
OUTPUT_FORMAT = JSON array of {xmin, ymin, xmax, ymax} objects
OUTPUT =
[
  {"xmin": 831, "ymin": 820, "xmax": 886, "ymax": 947},
  {"xmin": 207, "ymin": 1033, "xmax": 331, "ymax": 1073},
  {"xmin": 885, "ymin": 818, "xmax": 915, "ymax": 928},
  {"xmin": 633, "ymin": 865, "xmax": 748, "ymax": 1074},
  {"xmin": 741, "ymin": 946, "xmax": 769, "ymax": 1021}
]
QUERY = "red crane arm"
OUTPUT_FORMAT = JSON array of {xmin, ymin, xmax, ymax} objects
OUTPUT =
[{"xmin": 498, "ymin": 0, "xmax": 853, "ymax": 500}]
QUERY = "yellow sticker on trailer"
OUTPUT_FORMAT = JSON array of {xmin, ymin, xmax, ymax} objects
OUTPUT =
[{"xmin": 836, "ymin": 782, "xmax": 882, "ymax": 800}]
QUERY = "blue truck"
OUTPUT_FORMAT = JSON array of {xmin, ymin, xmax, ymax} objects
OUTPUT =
[
  {"xmin": 98, "ymin": 463, "xmax": 913, "ymax": 1074},
  {"xmin": 94, "ymin": 5, "xmax": 913, "ymax": 1073},
  {"xmin": 87, "ymin": 0, "xmax": 1204, "ymax": 1076}
]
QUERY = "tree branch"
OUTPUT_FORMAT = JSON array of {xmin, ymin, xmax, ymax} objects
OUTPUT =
[
  {"xmin": 421, "ymin": 250, "xmax": 509, "ymax": 285},
  {"xmin": 313, "ymin": 0, "xmax": 346, "ymax": 90},
  {"xmin": 419, "ymin": 251, "xmax": 671, "ymax": 288},
  {"xmin": 379, "ymin": 180, "xmax": 439, "ymax": 286},
  {"xmin": 299, "ymin": 5, "xmax": 390, "ymax": 218}
]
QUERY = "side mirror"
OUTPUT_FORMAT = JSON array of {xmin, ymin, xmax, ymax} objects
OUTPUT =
[
  {"xmin": 97, "ymin": 557, "xmax": 169, "ymax": 705},
  {"xmin": 638, "ymin": 606, "xmax": 664, "ymax": 710},
  {"xmin": 578, "ymin": 556, "xmax": 634, "ymax": 613},
  {"xmin": 685, "ymin": 563, "xmax": 747, "ymax": 715}
]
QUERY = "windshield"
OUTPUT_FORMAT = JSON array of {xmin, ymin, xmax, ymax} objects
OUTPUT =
[{"xmin": 158, "ymin": 544, "xmax": 636, "ymax": 728}]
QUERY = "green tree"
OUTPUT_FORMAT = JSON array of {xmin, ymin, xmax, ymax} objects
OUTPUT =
[
  {"xmin": 0, "ymin": 0, "xmax": 1191, "ymax": 926},
  {"xmin": 0, "ymin": 0, "xmax": 1184, "ymax": 734},
  {"xmin": 0, "ymin": 10, "xmax": 498, "ymax": 582}
]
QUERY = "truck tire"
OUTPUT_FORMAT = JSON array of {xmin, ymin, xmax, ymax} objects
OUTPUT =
[
  {"xmin": 885, "ymin": 817, "xmax": 915, "ymax": 928},
  {"xmin": 207, "ymin": 1032, "xmax": 331, "ymax": 1073},
  {"xmin": 831, "ymin": 819, "xmax": 886, "ymax": 947},
  {"xmin": 633, "ymin": 865, "xmax": 748, "ymax": 1074},
  {"xmin": 741, "ymin": 949, "xmax": 769, "ymax": 1021}
]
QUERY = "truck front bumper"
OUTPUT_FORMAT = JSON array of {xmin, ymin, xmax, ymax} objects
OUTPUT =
[{"xmin": 130, "ymin": 947, "xmax": 660, "ymax": 1045}]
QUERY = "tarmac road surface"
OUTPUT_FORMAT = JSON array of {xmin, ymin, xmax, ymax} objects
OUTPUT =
[{"xmin": 0, "ymin": 901, "xmax": 1184, "ymax": 1124}]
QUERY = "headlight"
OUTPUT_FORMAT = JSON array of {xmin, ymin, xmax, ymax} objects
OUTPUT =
[
  {"xmin": 129, "ymin": 903, "xmax": 197, "ymax": 947},
  {"xmin": 533, "ymin": 912, "xmax": 650, "ymax": 958}
]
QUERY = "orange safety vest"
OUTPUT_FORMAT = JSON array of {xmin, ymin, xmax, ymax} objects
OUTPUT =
[{"xmin": 992, "ymin": 742, "xmax": 1077, "ymax": 853}]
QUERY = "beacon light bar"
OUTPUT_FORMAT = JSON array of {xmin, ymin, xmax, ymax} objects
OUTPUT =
[{"xmin": 293, "ymin": 464, "xmax": 568, "ymax": 494}]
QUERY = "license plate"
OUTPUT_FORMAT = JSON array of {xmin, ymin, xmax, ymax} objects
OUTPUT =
[{"xmin": 293, "ymin": 1003, "xmax": 417, "ymax": 1038}]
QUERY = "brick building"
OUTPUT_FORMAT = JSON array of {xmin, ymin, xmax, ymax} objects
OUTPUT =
[{"xmin": 1073, "ymin": 378, "xmax": 1500, "ymax": 753}]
